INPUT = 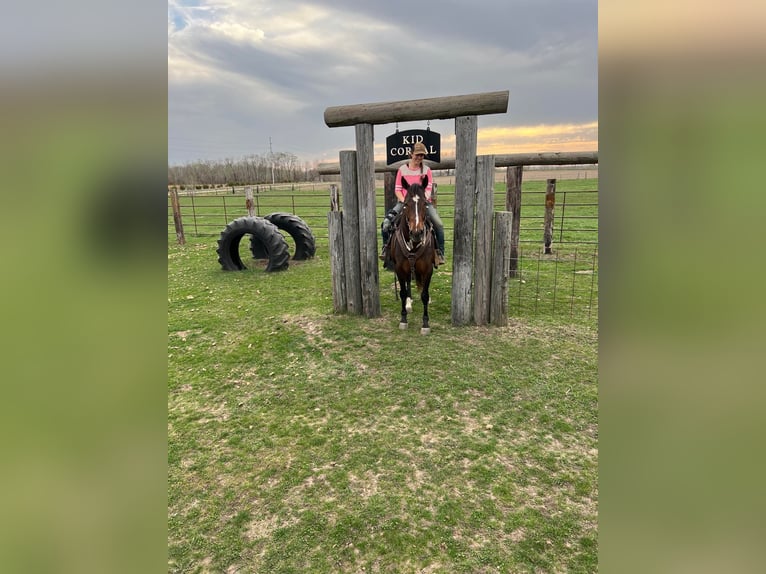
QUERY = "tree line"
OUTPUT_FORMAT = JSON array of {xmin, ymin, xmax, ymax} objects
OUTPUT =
[{"xmin": 168, "ymin": 152, "xmax": 320, "ymax": 186}]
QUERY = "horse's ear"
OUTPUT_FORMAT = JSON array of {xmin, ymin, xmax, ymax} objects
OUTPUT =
[
  {"xmin": 421, "ymin": 175, "xmax": 428, "ymax": 188},
  {"xmin": 401, "ymin": 178, "xmax": 410, "ymax": 191}
]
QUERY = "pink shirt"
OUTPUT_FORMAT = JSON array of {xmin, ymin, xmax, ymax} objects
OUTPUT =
[{"xmin": 394, "ymin": 163, "xmax": 433, "ymax": 203}]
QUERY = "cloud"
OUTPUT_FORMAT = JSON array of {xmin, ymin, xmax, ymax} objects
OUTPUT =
[
  {"xmin": 477, "ymin": 122, "xmax": 599, "ymax": 154},
  {"xmin": 168, "ymin": 0, "xmax": 598, "ymax": 164}
]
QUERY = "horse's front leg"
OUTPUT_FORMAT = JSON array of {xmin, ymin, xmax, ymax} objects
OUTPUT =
[
  {"xmin": 420, "ymin": 275, "xmax": 431, "ymax": 335},
  {"xmin": 399, "ymin": 278, "xmax": 410, "ymax": 330}
]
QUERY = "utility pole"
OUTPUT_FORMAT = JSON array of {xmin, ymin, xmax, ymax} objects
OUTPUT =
[{"xmin": 269, "ymin": 136, "xmax": 275, "ymax": 184}]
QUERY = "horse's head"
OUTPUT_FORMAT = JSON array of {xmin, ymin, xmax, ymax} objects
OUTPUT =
[{"xmin": 400, "ymin": 175, "xmax": 429, "ymax": 244}]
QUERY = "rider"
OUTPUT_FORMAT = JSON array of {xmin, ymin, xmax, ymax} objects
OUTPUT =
[{"xmin": 380, "ymin": 141, "xmax": 446, "ymax": 267}]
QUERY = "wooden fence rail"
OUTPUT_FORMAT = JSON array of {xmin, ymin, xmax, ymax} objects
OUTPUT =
[{"xmin": 317, "ymin": 151, "xmax": 598, "ymax": 175}]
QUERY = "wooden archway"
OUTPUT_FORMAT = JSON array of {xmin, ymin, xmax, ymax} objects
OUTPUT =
[{"xmin": 324, "ymin": 90, "xmax": 509, "ymax": 322}]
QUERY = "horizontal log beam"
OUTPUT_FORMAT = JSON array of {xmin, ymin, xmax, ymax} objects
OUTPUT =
[
  {"xmin": 496, "ymin": 151, "xmax": 599, "ymax": 167},
  {"xmin": 323, "ymin": 91, "xmax": 509, "ymax": 128},
  {"xmin": 317, "ymin": 151, "xmax": 598, "ymax": 175}
]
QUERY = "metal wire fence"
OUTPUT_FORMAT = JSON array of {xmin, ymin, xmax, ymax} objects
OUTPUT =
[{"xmin": 168, "ymin": 179, "xmax": 598, "ymax": 319}]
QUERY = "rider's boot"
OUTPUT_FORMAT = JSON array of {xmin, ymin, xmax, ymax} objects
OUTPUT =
[{"xmin": 380, "ymin": 238, "xmax": 394, "ymax": 270}]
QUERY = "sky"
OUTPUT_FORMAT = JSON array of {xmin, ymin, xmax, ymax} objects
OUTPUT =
[{"xmin": 168, "ymin": 0, "xmax": 598, "ymax": 166}]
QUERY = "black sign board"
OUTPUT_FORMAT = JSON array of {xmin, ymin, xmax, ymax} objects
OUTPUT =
[{"xmin": 385, "ymin": 129, "xmax": 441, "ymax": 165}]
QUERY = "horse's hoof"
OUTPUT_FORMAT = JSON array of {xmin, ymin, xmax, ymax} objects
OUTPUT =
[
  {"xmin": 399, "ymin": 322, "xmax": 408, "ymax": 330},
  {"xmin": 420, "ymin": 327, "xmax": 431, "ymax": 335}
]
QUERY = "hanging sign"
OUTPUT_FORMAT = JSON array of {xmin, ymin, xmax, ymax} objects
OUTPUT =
[{"xmin": 385, "ymin": 129, "xmax": 440, "ymax": 165}]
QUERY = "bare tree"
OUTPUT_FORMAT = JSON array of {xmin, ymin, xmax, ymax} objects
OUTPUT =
[{"xmin": 168, "ymin": 151, "xmax": 320, "ymax": 187}]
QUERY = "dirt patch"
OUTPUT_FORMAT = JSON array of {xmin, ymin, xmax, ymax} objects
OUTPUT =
[
  {"xmin": 508, "ymin": 528, "xmax": 526, "ymax": 542},
  {"xmin": 245, "ymin": 514, "xmax": 299, "ymax": 542},
  {"xmin": 172, "ymin": 329, "xmax": 203, "ymax": 341},
  {"xmin": 348, "ymin": 470, "xmax": 381, "ymax": 498},
  {"xmin": 246, "ymin": 515, "xmax": 279, "ymax": 540},
  {"xmin": 282, "ymin": 314, "xmax": 329, "ymax": 343},
  {"xmin": 405, "ymin": 468, "xmax": 428, "ymax": 492}
]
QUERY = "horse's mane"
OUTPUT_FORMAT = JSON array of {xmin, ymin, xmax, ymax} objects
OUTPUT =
[{"xmin": 405, "ymin": 182, "xmax": 426, "ymax": 202}]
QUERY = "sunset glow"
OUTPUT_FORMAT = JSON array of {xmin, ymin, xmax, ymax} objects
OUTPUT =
[{"xmin": 373, "ymin": 121, "xmax": 598, "ymax": 161}]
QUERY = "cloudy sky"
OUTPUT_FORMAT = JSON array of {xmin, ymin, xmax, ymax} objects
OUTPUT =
[{"xmin": 168, "ymin": 0, "xmax": 597, "ymax": 166}]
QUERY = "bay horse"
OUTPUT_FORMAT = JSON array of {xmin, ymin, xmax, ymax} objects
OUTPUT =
[{"xmin": 389, "ymin": 175, "xmax": 437, "ymax": 334}]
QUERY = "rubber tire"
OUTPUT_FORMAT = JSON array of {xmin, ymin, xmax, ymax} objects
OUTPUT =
[
  {"xmin": 217, "ymin": 217, "xmax": 289, "ymax": 272},
  {"xmin": 250, "ymin": 212, "xmax": 316, "ymax": 261}
]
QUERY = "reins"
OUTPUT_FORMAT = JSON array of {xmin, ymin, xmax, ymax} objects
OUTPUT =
[{"xmin": 393, "ymin": 221, "xmax": 434, "ymax": 281}]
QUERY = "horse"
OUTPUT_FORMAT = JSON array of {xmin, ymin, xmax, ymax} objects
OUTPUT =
[{"xmin": 388, "ymin": 175, "xmax": 437, "ymax": 334}]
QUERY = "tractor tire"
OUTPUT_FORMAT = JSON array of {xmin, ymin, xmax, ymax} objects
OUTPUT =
[
  {"xmin": 217, "ymin": 217, "xmax": 289, "ymax": 272},
  {"xmin": 250, "ymin": 212, "xmax": 316, "ymax": 261}
]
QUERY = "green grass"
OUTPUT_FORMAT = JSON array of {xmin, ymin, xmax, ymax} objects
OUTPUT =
[{"xmin": 168, "ymin": 226, "xmax": 598, "ymax": 572}]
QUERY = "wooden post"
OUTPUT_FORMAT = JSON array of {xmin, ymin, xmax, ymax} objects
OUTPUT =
[
  {"xmin": 327, "ymin": 211, "xmax": 347, "ymax": 312},
  {"xmin": 451, "ymin": 115, "xmax": 477, "ymax": 326},
  {"xmin": 245, "ymin": 186, "xmax": 255, "ymax": 217},
  {"xmin": 544, "ymin": 178, "xmax": 556, "ymax": 254},
  {"xmin": 490, "ymin": 212, "xmax": 513, "ymax": 326},
  {"xmin": 431, "ymin": 182, "xmax": 438, "ymax": 207},
  {"xmin": 383, "ymin": 172, "xmax": 396, "ymax": 214},
  {"xmin": 169, "ymin": 189, "xmax": 185, "ymax": 245},
  {"xmin": 473, "ymin": 155, "xmax": 495, "ymax": 326},
  {"xmin": 324, "ymin": 91, "xmax": 509, "ymax": 127},
  {"xmin": 355, "ymin": 123, "xmax": 381, "ymax": 318},
  {"xmin": 506, "ymin": 166, "xmax": 522, "ymax": 278},
  {"xmin": 329, "ymin": 184, "xmax": 339, "ymax": 211},
  {"xmin": 340, "ymin": 150, "xmax": 362, "ymax": 315}
]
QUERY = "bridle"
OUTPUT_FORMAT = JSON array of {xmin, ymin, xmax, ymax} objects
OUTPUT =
[{"xmin": 402, "ymin": 193, "xmax": 426, "ymax": 251}]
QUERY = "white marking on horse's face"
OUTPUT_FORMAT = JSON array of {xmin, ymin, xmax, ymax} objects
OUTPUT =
[{"xmin": 413, "ymin": 196, "xmax": 420, "ymax": 228}]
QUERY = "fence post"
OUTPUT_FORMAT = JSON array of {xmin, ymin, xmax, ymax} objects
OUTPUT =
[
  {"xmin": 384, "ymin": 172, "xmax": 396, "ymax": 214},
  {"xmin": 355, "ymin": 123, "xmax": 381, "ymax": 318},
  {"xmin": 473, "ymin": 155, "xmax": 495, "ymax": 326},
  {"xmin": 329, "ymin": 184, "xmax": 339, "ymax": 211},
  {"xmin": 169, "ymin": 189, "xmax": 186, "ymax": 245},
  {"xmin": 340, "ymin": 150, "xmax": 363, "ymax": 315},
  {"xmin": 490, "ymin": 211, "xmax": 512, "ymax": 326},
  {"xmin": 451, "ymin": 115, "xmax": 478, "ymax": 326},
  {"xmin": 245, "ymin": 186, "xmax": 255, "ymax": 217},
  {"xmin": 506, "ymin": 166, "xmax": 522, "ymax": 278},
  {"xmin": 327, "ymin": 211, "xmax": 347, "ymax": 312},
  {"xmin": 544, "ymin": 178, "xmax": 556, "ymax": 254}
]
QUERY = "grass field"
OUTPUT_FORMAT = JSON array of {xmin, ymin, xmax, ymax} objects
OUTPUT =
[{"xmin": 168, "ymin": 181, "xmax": 599, "ymax": 572}]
